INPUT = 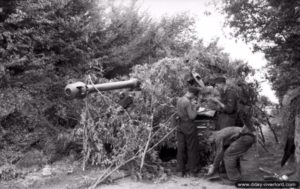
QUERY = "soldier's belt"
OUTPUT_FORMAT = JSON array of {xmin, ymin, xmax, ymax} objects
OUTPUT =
[
  {"xmin": 239, "ymin": 132, "xmax": 255, "ymax": 138},
  {"xmin": 228, "ymin": 132, "xmax": 256, "ymax": 145}
]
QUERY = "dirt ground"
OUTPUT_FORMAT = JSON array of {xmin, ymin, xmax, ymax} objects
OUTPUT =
[
  {"xmin": 1, "ymin": 125, "xmax": 298, "ymax": 189},
  {"xmin": 97, "ymin": 177, "xmax": 235, "ymax": 189}
]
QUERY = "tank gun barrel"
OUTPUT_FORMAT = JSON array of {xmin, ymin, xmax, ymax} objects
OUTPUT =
[{"xmin": 65, "ymin": 78, "xmax": 140, "ymax": 99}]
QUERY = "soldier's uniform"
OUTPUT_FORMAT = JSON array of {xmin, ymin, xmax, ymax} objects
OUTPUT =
[
  {"xmin": 215, "ymin": 86, "xmax": 238, "ymax": 130},
  {"xmin": 235, "ymin": 81, "xmax": 257, "ymax": 131},
  {"xmin": 212, "ymin": 126, "xmax": 255, "ymax": 181},
  {"xmin": 176, "ymin": 96, "xmax": 200, "ymax": 175}
]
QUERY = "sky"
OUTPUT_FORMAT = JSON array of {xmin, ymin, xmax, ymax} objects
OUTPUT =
[{"xmin": 136, "ymin": 0, "xmax": 278, "ymax": 103}]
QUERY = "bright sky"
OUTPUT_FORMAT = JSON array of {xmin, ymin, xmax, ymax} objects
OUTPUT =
[{"xmin": 137, "ymin": 0, "xmax": 278, "ymax": 103}]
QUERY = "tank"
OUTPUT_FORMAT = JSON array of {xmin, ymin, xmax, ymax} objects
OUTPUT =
[{"xmin": 64, "ymin": 78, "xmax": 140, "ymax": 99}]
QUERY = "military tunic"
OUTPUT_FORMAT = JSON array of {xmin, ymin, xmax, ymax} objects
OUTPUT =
[
  {"xmin": 215, "ymin": 87, "xmax": 238, "ymax": 130},
  {"xmin": 176, "ymin": 96, "xmax": 200, "ymax": 174}
]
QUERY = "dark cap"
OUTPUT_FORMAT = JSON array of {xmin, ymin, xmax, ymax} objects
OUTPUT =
[
  {"xmin": 186, "ymin": 73, "xmax": 195, "ymax": 85},
  {"xmin": 187, "ymin": 86, "xmax": 200, "ymax": 96},
  {"xmin": 213, "ymin": 76, "xmax": 226, "ymax": 84}
]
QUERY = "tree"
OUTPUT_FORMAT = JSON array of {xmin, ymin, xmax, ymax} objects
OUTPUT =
[
  {"xmin": 222, "ymin": 0, "xmax": 300, "ymax": 101},
  {"xmin": 100, "ymin": 8, "xmax": 197, "ymax": 78},
  {"xmin": 0, "ymin": 0, "xmax": 106, "ymax": 166}
]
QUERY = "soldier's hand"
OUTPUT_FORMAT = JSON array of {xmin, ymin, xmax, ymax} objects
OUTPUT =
[
  {"xmin": 206, "ymin": 164, "xmax": 215, "ymax": 176},
  {"xmin": 208, "ymin": 97, "xmax": 220, "ymax": 104},
  {"xmin": 191, "ymin": 100, "xmax": 200, "ymax": 109},
  {"xmin": 208, "ymin": 97, "xmax": 225, "ymax": 108}
]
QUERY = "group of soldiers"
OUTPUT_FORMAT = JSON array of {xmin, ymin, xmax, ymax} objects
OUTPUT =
[{"xmin": 176, "ymin": 75, "xmax": 256, "ymax": 184}]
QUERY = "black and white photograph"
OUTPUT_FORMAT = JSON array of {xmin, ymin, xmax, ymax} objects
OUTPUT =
[{"xmin": 0, "ymin": 0, "xmax": 299, "ymax": 188}]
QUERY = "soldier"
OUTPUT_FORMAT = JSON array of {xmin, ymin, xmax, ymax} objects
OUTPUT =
[
  {"xmin": 209, "ymin": 77, "xmax": 238, "ymax": 130},
  {"xmin": 206, "ymin": 125, "xmax": 255, "ymax": 183},
  {"xmin": 176, "ymin": 86, "xmax": 202, "ymax": 177}
]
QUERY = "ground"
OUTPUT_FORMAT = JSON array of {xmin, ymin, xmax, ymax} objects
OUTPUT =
[{"xmin": 1, "ymin": 125, "xmax": 298, "ymax": 189}]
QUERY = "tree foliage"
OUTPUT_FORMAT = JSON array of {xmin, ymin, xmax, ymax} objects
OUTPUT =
[
  {"xmin": 223, "ymin": 0, "xmax": 300, "ymax": 101},
  {"xmin": 0, "ymin": 0, "xmax": 197, "ymax": 154}
]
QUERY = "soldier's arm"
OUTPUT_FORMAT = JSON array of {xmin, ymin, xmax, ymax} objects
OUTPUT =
[{"xmin": 220, "ymin": 90, "xmax": 236, "ymax": 114}]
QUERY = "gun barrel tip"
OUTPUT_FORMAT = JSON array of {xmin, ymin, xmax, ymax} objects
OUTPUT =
[{"xmin": 65, "ymin": 88, "xmax": 72, "ymax": 97}]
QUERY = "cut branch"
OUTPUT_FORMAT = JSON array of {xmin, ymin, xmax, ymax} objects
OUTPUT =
[
  {"xmin": 140, "ymin": 113, "xmax": 153, "ymax": 171},
  {"xmin": 255, "ymin": 121, "xmax": 266, "ymax": 144},
  {"xmin": 255, "ymin": 105, "xmax": 279, "ymax": 143},
  {"xmin": 89, "ymin": 126, "xmax": 177, "ymax": 189}
]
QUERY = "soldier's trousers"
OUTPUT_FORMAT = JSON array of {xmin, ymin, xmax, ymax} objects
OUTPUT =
[
  {"xmin": 176, "ymin": 129, "xmax": 200, "ymax": 174},
  {"xmin": 224, "ymin": 135, "xmax": 255, "ymax": 181}
]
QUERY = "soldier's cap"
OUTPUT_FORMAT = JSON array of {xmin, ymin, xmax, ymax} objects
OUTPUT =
[
  {"xmin": 187, "ymin": 86, "xmax": 201, "ymax": 95},
  {"xmin": 213, "ymin": 76, "xmax": 226, "ymax": 84},
  {"xmin": 186, "ymin": 73, "xmax": 195, "ymax": 84}
]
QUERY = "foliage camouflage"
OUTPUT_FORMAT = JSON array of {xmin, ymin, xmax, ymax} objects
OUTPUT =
[{"xmin": 82, "ymin": 40, "xmax": 259, "ymax": 179}]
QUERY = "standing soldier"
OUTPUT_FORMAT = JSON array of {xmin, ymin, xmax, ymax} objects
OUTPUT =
[
  {"xmin": 176, "ymin": 86, "xmax": 202, "ymax": 177},
  {"xmin": 209, "ymin": 77, "xmax": 238, "ymax": 130}
]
